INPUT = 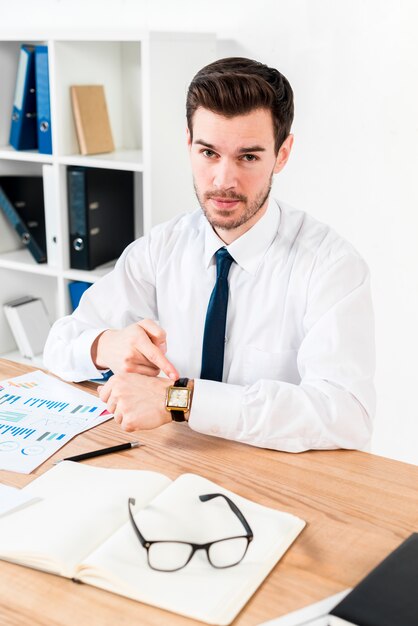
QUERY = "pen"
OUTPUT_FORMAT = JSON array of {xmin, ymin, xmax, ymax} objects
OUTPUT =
[{"xmin": 54, "ymin": 441, "xmax": 142, "ymax": 464}]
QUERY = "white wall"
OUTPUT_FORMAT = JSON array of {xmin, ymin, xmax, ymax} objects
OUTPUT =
[{"xmin": 1, "ymin": 0, "xmax": 417, "ymax": 465}]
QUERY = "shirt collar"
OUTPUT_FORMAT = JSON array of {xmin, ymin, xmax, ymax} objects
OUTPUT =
[{"xmin": 203, "ymin": 198, "xmax": 281, "ymax": 275}]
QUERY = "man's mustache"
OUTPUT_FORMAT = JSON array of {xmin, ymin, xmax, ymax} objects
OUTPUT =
[{"xmin": 204, "ymin": 190, "xmax": 247, "ymax": 202}]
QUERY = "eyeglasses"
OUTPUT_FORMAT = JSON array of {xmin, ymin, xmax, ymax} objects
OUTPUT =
[{"xmin": 128, "ymin": 492, "xmax": 254, "ymax": 572}]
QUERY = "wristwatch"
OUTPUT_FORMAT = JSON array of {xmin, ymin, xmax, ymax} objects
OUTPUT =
[{"xmin": 165, "ymin": 378, "xmax": 192, "ymax": 422}]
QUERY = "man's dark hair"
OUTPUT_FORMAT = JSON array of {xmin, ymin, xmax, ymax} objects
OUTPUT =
[{"xmin": 186, "ymin": 57, "xmax": 294, "ymax": 154}]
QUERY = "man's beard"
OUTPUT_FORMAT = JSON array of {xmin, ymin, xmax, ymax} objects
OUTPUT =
[{"xmin": 194, "ymin": 177, "xmax": 272, "ymax": 231}]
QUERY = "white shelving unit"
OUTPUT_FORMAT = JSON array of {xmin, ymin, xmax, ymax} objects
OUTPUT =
[{"xmin": 0, "ymin": 31, "xmax": 216, "ymax": 362}]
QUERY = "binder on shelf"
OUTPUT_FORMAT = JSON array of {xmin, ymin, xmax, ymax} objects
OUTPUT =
[
  {"xmin": 67, "ymin": 166, "xmax": 134, "ymax": 271},
  {"xmin": 0, "ymin": 184, "xmax": 46, "ymax": 264},
  {"xmin": 42, "ymin": 165, "xmax": 59, "ymax": 267},
  {"xmin": 70, "ymin": 85, "xmax": 115, "ymax": 155},
  {"xmin": 9, "ymin": 44, "xmax": 37, "ymax": 151},
  {"xmin": 3, "ymin": 296, "xmax": 51, "ymax": 359},
  {"xmin": 68, "ymin": 281, "xmax": 92, "ymax": 310},
  {"xmin": 35, "ymin": 45, "xmax": 52, "ymax": 154},
  {"xmin": 0, "ymin": 176, "xmax": 47, "ymax": 260}
]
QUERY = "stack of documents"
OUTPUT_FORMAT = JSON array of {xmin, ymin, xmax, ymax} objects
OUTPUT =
[{"xmin": 0, "ymin": 370, "xmax": 110, "ymax": 473}]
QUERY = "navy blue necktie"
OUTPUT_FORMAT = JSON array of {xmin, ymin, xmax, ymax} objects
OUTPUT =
[{"xmin": 200, "ymin": 248, "xmax": 235, "ymax": 382}]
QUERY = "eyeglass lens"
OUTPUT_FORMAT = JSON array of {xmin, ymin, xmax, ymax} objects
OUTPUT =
[
  {"xmin": 208, "ymin": 537, "xmax": 249, "ymax": 568},
  {"xmin": 148, "ymin": 541, "xmax": 193, "ymax": 571},
  {"xmin": 147, "ymin": 536, "xmax": 249, "ymax": 571}
]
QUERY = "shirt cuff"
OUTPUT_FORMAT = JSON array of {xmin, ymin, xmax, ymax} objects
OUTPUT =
[
  {"xmin": 188, "ymin": 379, "xmax": 244, "ymax": 438},
  {"xmin": 73, "ymin": 327, "xmax": 110, "ymax": 380}
]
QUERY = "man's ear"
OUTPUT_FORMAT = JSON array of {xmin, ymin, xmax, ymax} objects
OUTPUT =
[
  {"xmin": 186, "ymin": 127, "xmax": 192, "ymax": 150},
  {"xmin": 273, "ymin": 134, "xmax": 294, "ymax": 174}
]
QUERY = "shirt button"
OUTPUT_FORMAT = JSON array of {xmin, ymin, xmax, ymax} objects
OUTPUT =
[{"xmin": 211, "ymin": 425, "xmax": 220, "ymax": 434}]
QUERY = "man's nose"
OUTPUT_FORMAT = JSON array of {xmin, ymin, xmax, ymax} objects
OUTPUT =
[{"xmin": 212, "ymin": 159, "xmax": 238, "ymax": 189}]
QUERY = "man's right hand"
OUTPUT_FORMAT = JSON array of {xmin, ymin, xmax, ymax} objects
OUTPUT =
[{"xmin": 91, "ymin": 319, "xmax": 179, "ymax": 380}]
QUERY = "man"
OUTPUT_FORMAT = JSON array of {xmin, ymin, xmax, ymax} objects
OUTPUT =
[{"xmin": 44, "ymin": 57, "xmax": 375, "ymax": 452}]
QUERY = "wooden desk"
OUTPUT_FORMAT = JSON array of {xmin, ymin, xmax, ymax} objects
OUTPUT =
[{"xmin": 0, "ymin": 359, "xmax": 417, "ymax": 626}]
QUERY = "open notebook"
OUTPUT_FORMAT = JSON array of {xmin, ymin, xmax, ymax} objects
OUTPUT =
[{"xmin": 0, "ymin": 463, "xmax": 305, "ymax": 625}]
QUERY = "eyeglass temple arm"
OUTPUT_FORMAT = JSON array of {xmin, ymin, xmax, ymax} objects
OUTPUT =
[
  {"xmin": 128, "ymin": 497, "xmax": 148, "ymax": 547},
  {"xmin": 199, "ymin": 493, "xmax": 253, "ymax": 538}
]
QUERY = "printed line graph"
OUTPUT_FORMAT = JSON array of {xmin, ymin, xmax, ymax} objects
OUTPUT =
[{"xmin": 27, "ymin": 415, "xmax": 91, "ymax": 430}]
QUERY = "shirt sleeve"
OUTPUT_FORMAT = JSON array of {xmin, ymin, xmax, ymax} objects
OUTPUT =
[
  {"xmin": 188, "ymin": 251, "xmax": 376, "ymax": 452},
  {"xmin": 43, "ymin": 238, "xmax": 158, "ymax": 382}
]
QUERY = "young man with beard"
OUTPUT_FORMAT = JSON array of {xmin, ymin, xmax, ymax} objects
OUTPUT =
[{"xmin": 44, "ymin": 57, "xmax": 375, "ymax": 452}]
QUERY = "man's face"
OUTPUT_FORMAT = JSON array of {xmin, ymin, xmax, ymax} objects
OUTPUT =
[{"xmin": 188, "ymin": 107, "xmax": 292, "ymax": 242}]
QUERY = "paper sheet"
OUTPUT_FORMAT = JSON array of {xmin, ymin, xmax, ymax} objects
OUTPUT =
[
  {"xmin": 0, "ymin": 370, "xmax": 110, "ymax": 473},
  {"xmin": 258, "ymin": 589, "xmax": 351, "ymax": 625},
  {"xmin": 0, "ymin": 483, "xmax": 39, "ymax": 518}
]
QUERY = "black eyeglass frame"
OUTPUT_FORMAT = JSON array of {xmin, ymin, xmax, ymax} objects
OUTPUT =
[{"xmin": 128, "ymin": 492, "xmax": 254, "ymax": 572}]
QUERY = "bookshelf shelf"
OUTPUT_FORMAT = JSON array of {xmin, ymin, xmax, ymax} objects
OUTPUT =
[
  {"xmin": 0, "ymin": 146, "xmax": 54, "ymax": 163},
  {"xmin": 1, "ymin": 349, "xmax": 44, "ymax": 368},
  {"xmin": 0, "ymin": 31, "xmax": 216, "ymax": 361},
  {"xmin": 62, "ymin": 263, "xmax": 116, "ymax": 283},
  {"xmin": 0, "ymin": 249, "xmax": 59, "ymax": 276},
  {"xmin": 57, "ymin": 149, "xmax": 144, "ymax": 172}
]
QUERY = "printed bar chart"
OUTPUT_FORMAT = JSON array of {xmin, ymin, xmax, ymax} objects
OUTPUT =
[
  {"xmin": 71, "ymin": 404, "xmax": 98, "ymax": 414},
  {"xmin": 7, "ymin": 381, "xmax": 38, "ymax": 389},
  {"xmin": 36, "ymin": 431, "xmax": 65, "ymax": 441},
  {"xmin": 23, "ymin": 398, "xmax": 70, "ymax": 412},
  {"xmin": 0, "ymin": 390, "xmax": 100, "ymax": 417},
  {"xmin": 0, "ymin": 394, "xmax": 22, "ymax": 405},
  {"xmin": 21, "ymin": 397, "xmax": 98, "ymax": 414},
  {"xmin": 36, "ymin": 431, "xmax": 50, "ymax": 441},
  {"xmin": 0, "ymin": 425, "xmax": 67, "ymax": 442},
  {"xmin": 0, "ymin": 424, "xmax": 36, "ymax": 439}
]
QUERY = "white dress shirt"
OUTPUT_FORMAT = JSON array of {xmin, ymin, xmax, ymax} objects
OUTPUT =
[{"xmin": 43, "ymin": 199, "xmax": 375, "ymax": 452}]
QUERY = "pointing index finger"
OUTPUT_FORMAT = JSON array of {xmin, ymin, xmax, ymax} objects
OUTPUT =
[
  {"xmin": 138, "ymin": 341, "xmax": 179, "ymax": 380},
  {"xmin": 137, "ymin": 320, "xmax": 179, "ymax": 380}
]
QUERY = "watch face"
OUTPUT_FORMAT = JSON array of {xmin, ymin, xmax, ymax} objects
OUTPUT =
[{"xmin": 167, "ymin": 388, "xmax": 189, "ymax": 409}]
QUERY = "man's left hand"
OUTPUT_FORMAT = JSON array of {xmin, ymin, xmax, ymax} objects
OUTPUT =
[{"xmin": 98, "ymin": 373, "xmax": 172, "ymax": 431}]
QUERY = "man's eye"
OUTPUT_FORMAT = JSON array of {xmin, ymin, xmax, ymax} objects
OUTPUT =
[
  {"xmin": 241, "ymin": 154, "xmax": 258, "ymax": 162},
  {"xmin": 202, "ymin": 149, "xmax": 216, "ymax": 158}
]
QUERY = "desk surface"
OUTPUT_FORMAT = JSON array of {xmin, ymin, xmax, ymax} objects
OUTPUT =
[{"xmin": 0, "ymin": 359, "xmax": 417, "ymax": 626}]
